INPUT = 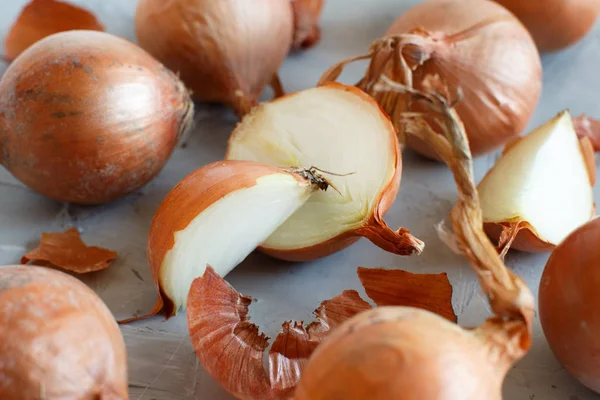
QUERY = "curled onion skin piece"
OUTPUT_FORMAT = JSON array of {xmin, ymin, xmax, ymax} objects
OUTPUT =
[
  {"xmin": 493, "ymin": 0, "xmax": 600, "ymax": 52},
  {"xmin": 319, "ymin": 0, "xmax": 541, "ymax": 159},
  {"xmin": 4, "ymin": 0, "xmax": 104, "ymax": 61},
  {"xmin": 21, "ymin": 227, "xmax": 117, "ymax": 273},
  {"xmin": 187, "ymin": 265, "xmax": 455, "ymax": 399},
  {"xmin": 226, "ymin": 83, "xmax": 423, "ymax": 261},
  {"xmin": 0, "ymin": 30, "xmax": 193, "ymax": 204},
  {"xmin": 295, "ymin": 76, "xmax": 534, "ymax": 400},
  {"xmin": 135, "ymin": 0, "xmax": 293, "ymax": 117},
  {"xmin": 539, "ymin": 217, "xmax": 600, "ymax": 393},
  {"xmin": 0, "ymin": 265, "xmax": 128, "ymax": 399},
  {"xmin": 574, "ymin": 114, "xmax": 600, "ymax": 152}
]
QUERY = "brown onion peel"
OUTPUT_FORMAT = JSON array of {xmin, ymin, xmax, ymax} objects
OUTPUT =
[
  {"xmin": 3, "ymin": 0, "xmax": 104, "ymax": 62},
  {"xmin": 318, "ymin": 0, "xmax": 541, "ymax": 158},
  {"xmin": 0, "ymin": 265, "xmax": 128, "ymax": 399},
  {"xmin": 187, "ymin": 264, "xmax": 455, "ymax": 399},
  {"xmin": 0, "ymin": 30, "xmax": 194, "ymax": 204},
  {"xmin": 21, "ymin": 227, "xmax": 117, "ymax": 273},
  {"xmin": 574, "ymin": 114, "xmax": 600, "ymax": 152},
  {"xmin": 290, "ymin": 0, "xmax": 325, "ymax": 50}
]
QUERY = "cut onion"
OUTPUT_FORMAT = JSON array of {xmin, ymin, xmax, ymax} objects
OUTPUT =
[
  {"xmin": 539, "ymin": 216, "xmax": 600, "ymax": 393},
  {"xmin": 478, "ymin": 111, "xmax": 595, "ymax": 253},
  {"xmin": 0, "ymin": 265, "xmax": 127, "ymax": 399},
  {"xmin": 145, "ymin": 160, "xmax": 331, "ymax": 318},
  {"xmin": 226, "ymin": 83, "xmax": 424, "ymax": 261}
]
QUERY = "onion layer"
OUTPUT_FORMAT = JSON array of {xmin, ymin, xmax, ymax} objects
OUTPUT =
[
  {"xmin": 145, "ymin": 160, "xmax": 331, "ymax": 318},
  {"xmin": 539, "ymin": 217, "xmax": 600, "ymax": 393},
  {"xmin": 478, "ymin": 111, "xmax": 595, "ymax": 253},
  {"xmin": 0, "ymin": 265, "xmax": 128, "ymax": 399},
  {"xmin": 226, "ymin": 83, "xmax": 423, "ymax": 261},
  {"xmin": 135, "ymin": 0, "xmax": 293, "ymax": 116},
  {"xmin": 0, "ymin": 30, "xmax": 193, "ymax": 204},
  {"xmin": 493, "ymin": 0, "xmax": 600, "ymax": 52},
  {"xmin": 319, "ymin": 0, "xmax": 542, "ymax": 158}
]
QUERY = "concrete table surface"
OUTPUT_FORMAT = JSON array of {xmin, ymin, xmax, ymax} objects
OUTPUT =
[{"xmin": 0, "ymin": 1, "xmax": 599, "ymax": 399}]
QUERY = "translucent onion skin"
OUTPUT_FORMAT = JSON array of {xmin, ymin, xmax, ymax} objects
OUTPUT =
[
  {"xmin": 135, "ymin": 0, "xmax": 293, "ymax": 116},
  {"xmin": 0, "ymin": 265, "xmax": 128, "ymax": 399},
  {"xmin": 493, "ymin": 0, "xmax": 600, "ymax": 52},
  {"xmin": 0, "ymin": 30, "xmax": 193, "ymax": 204},
  {"xmin": 387, "ymin": 0, "xmax": 542, "ymax": 158},
  {"xmin": 295, "ymin": 308, "xmax": 507, "ymax": 400},
  {"xmin": 539, "ymin": 217, "xmax": 600, "ymax": 393}
]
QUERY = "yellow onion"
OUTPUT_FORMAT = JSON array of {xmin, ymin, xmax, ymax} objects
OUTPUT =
[
  {"xmin": 319, "ymin": 0, "xmax": 542, "ymax": 159},
  {"xmin": 140, "ymin": 160, "xmax": 332, "ymax": 318},
  {"xmin": 539, "ymin": 216, "xmax": 600, "ymax": 393},
  {"xmin": 493, "ymin": 0, "xmax": 600, "ymax": 52},
  {"xmin": 291, "ymin": 0, "xmax": 325, "ymax": 49},
  {"xmin": 226, "ymin": 83, "xmax": 423, "ymax": 261},
  {"xmin": 135, "ymin": 0, "xmax": 293, "ymax": 116},
  {"xmin": 478, "ymin": 111, "xmax": 595, "ymax": 254},
  {"xmin": 0, "ymin": 30, "xmax": 193, "ymax": 204},
  {"xmin": 0, "ymin": 265, "xmax": 127, "ymax": 399}
]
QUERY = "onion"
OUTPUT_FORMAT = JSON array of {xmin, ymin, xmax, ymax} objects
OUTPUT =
[
  {"xmin": 0, "ymin": 265, "xmax": 128, "ymax": 399},
  {"xmin": 226, "ymin": 83, "xmax": 424, "ymax": 261},
  {"xmin": 319, "ymin": 0, "xmax": 542, "ymax": 159},
  {"xmin": 0, "ymin": 30, "xmax": 193, "ymax": 204},
  {"xmin": 143, "ymin": 160, "xmax": 333, "ymax": 318},
  {"xmin": 135, "ymin": 0, "xmax": 293, "ymax": 117},
  {"xmin": 294, "ymin": 77, "xmax": 534, "ymax": 400},
  {"xmin": 291, "ymin": 0, "xmax": 325, "ymax": 50},
  {"xmin": 478, "ymin": 111, "xmax": 595, "ymax": 254},
  {"xmin": 539, "ymin": 216, "xmax": 600, "ymax": 393},
  {"xmin": 4, "ymin": 0, "xmax": 104, "ymax": 61},
  {"xmin": 493, "ymin": 0, "xmax": 600, "ymax": 52}
]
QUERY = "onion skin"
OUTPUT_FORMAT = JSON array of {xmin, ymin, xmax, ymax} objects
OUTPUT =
[
  {"xmin": 539, "ymin": 217, "xmax": 600, "ymax": 393},
  {"xmin": 0, "ymin": 30, "xmax": 193, "ymax": 204},
  {"xmin": 4, "ymin": 0, "xmax": 104, "ymax": 61},
  {"xmin": 0, "ymin": 265, "xmax": 128, "ymax": 399},
  {"xmin": 388, "ymin": 0, "xmax": 541, "ymax": 158},
  {"xmin": 483, "ymin": 222, "xmax": 554, "ymax": 253},
  {"xmin": 291, "ymin": 0, "xmax": 325, "ymax": 49},
  {"xmin": 147, "ymin": 160, "xmax": 317, "ymax": 318},
  {"xmin": 493, "ymin": 0, "xmax": 600, "ymax": 52},
  {"xmin": 135, "ymin": 0, "xmax": 293, "ymax": 116},
  {"xmin": 294, "ymin": 308, "xmax": 507, "ymax": 400}
]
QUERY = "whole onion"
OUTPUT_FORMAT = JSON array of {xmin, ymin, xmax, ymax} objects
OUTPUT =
[
  {"xmin": 0, "ymin": 30, "xmax": 193, "ymax": 204},
  {"xmin": 319, "ymin": 0, "xmax": 542, "ymax": 158},
  {"xmin": 0, "ymin": 265, "xmax": 128, "ymax": 399}
]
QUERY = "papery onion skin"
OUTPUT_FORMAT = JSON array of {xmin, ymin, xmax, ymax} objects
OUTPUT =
[
  {"xmin": 387, "ymin": 0, "xmax": 541, "ymax": 158},
  {"xmin": 135, "ymin": 0, "xmax": 293, "ymax": 116},
  {"xmin": 0, "ymin": 30, "xmax": 193, "ymax": 204},
  {"xmin": 493, "ymin": 0, "xmax": 600, "ymax": 52},
  {"xmin": 484, "ymin": 222, "xmax": 554, "ymax": 253},
  {"xmin": 4, "ymin": 0, "xmax": 104, "ymax": 61},
  {"xmin": 295, "ymin": 307, "xmax": 507, "ymax": 400},
  {"xmin": 539, "ymin": 217, "xmax": 600, "ymax": 393},
  {"xmin": 147, "ymin": 160, "xmax": 319, "ymax": 318},
  {"xmin": 0, "ymin": 265, "xmax": 128, "ymax": 399}
]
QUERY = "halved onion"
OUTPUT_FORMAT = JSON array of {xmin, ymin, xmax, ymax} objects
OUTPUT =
[
  {"xmin": 0, "ymin": 265, "xmax": 127, "ymax": 399},
  {"xmin": 478, "ymin": 111, "xmax": 595, "ymax": 253},
  {"xmin": 226, "ymin": 83, "xmax": 423, "ymax": 261},
  {"xmin": 146, "ymin": 160, "xmax": 331, "ymax": 317}
]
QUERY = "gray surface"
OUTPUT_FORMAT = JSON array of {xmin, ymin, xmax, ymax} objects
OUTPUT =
[{"xmin": 0, "ymin": 0, "xmax": 599, "ymax": 399}]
